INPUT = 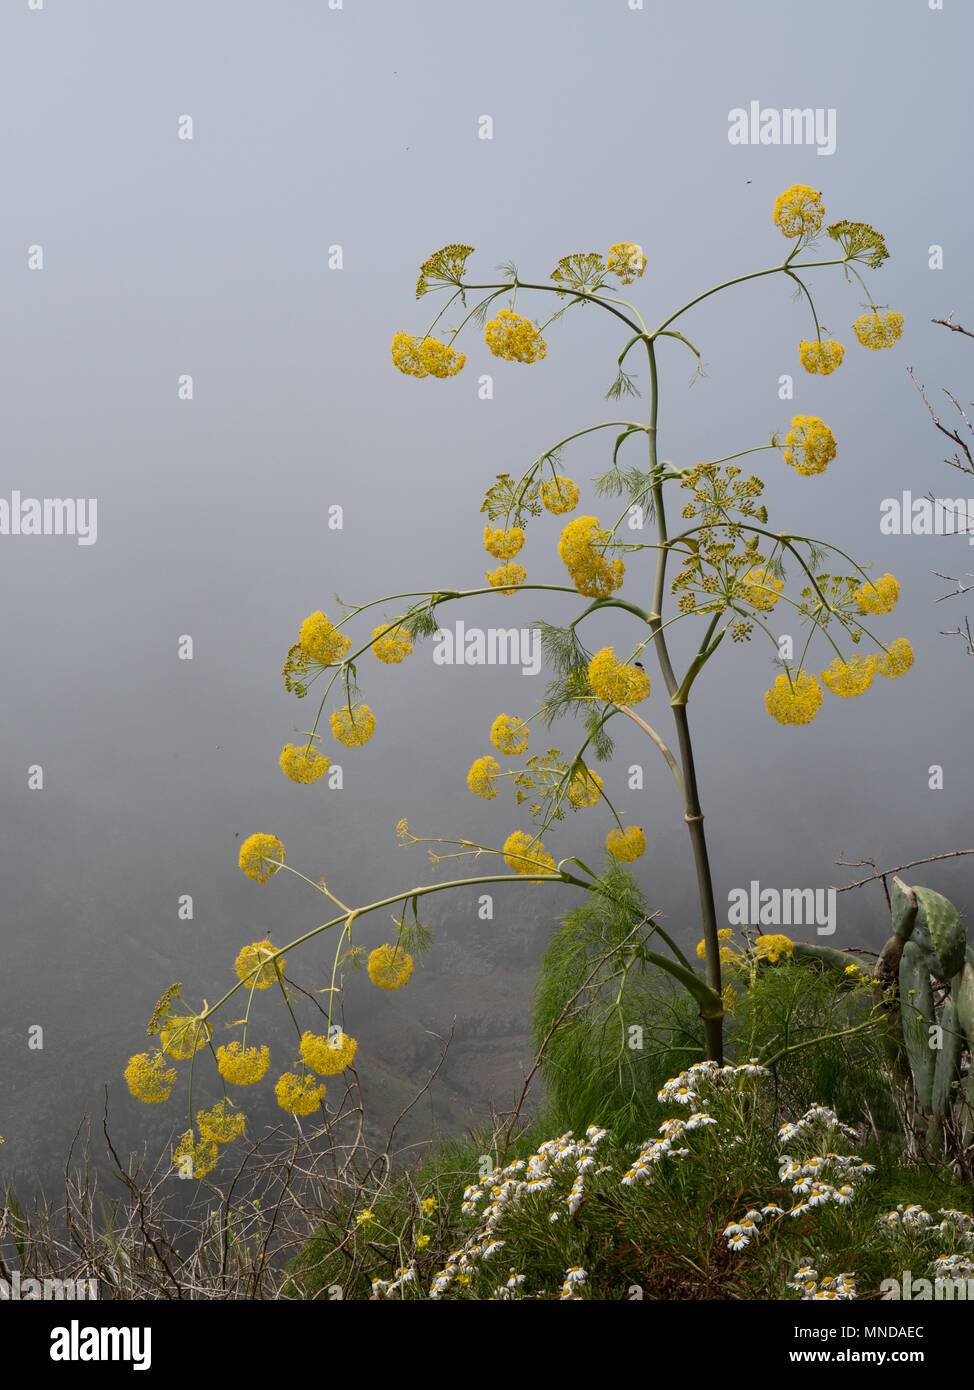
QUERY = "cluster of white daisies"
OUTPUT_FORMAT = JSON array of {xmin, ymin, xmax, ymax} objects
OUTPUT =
[
  {"xmin": 721, "ymin": 1103, "xmax": 876, "ymax": 1256},
  {"xmin": 787, "ymin": 1267, "xmax": 857, "ymax": 1301},
  {"xmin": 876, "ymin": 1205, "xmax": 974, "ymax": 1281},
  {"xmin": 422, "ymin": 1126, "xmax": 610, "ymax": 1300}
]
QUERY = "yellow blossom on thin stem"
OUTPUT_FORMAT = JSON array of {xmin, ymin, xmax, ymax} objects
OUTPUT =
[
  {"xmin": 299, "ymin": 612, "xmax": 351, "ymax": 665},
  {"xmin": 606, "ymin": 242, "xmax": 646, "ymax": 284},
  {"xmin": 197, "ymin": 1103, "xmax": 246, "ymax": 1145},
  {"xmin": 173, "ymin": 1128, "xmax": 219, "ymax": 1179},
  {"xmin": 238, "ymin": 833, "xmax": 285, "ymax": 883},
  {"xmin": 331, "ymin": 704, "xmax": 376, "ymax": 747},
  {"xmin": 783, "ymin": 416, "xmax": 837, "ymax": 476},
  {"xmin": 852, "ymin": 310, "xmax": 904, "ymax": 350},
  {"xmin": 216, "ymin": 1042, "xmax": 270, "ymax": 1086},
  {"xmin": 368, "ymin": 944, "xmax": 414, "ymax": 990},
  {"xmin": 372, "ymin": 621, "xmax": 413, "ymax": 664},
  {"xmin": 390, "ymin": 332, "xmax": 465, "ymax": 379},
  {"xmin": 540, "ymin": 476, "xmax": 580, "ymax": 514},
  {"xmin": 606, "ymin": 826, "xmax": 646, "ymax": 862},
  {"xmin": 124, "ymin": 1052, "xmax": 177, "ymax": 1104},
  {"xmin": 854, "ymin": 573, "xmax": 898, "ymax": 615},
  {"xmin": 275, "ymin": 1072, "xmax": 326, "ymax": 1116},
  {"xmin": 483, "ymin": 526, "xmax": 525, "ymax": 560},
  {"xmin": 234, "ymin": 940, "xmax": 285, "ymax": 991},
  {"xmin": 765, "ymin": 670, "xmax": 823, "ymax": 726},
  {"xmin": 160, "ymin": 1015, "xmax": 212, "ymax": 1060},
  {"xmin": 557, "ymin": 515, "xmax": 625, "ymax": 597},
  {"xmin": 484, "ymin": 309, "xmax": 547, "ymax": 363},
  {"xmin": 490, "ymin": 714, "xmax": 530, "ymax": 755},
  {"xmin": 467, "ymin": 755, "xmax": 501, "ymax": 799},
  {"xmin": 568, "ymin": 554, "xmax": 625, "ymax": 598},
  {"xmin": 755, "ymin": 934, "xmax": 794, "ymax": 963},
  {"xmin": 568, "ymin": 768, "xmax": 603, "ymax": 809},
  {"xmin": 502, "ymin": 831, "xmax": 557, "ymax": 876},
  {"xmin": 798, "ymin": 340, "xmax": 845, "ymax": 376},
  {"xmin": 877, "ymin": 638, "xmax": 913, "ymax": 678},
  {"xmin": 820, "ymin": 654, "xmax": 877, "ymax": 698},
  {"xmin": 772, "ymin": 185, "xmax": 825, "ymax": 239},
  {"xmin": 587, "ymin": 648, "xmax": 650, "ymax": 705},
  {"xmin": 300, "ymin": 1030, "xmax": 358, "ymax": 1076},
  {"xmin": 741, "ymin": 568, "xmax": 783, "ymax": 611},
  {"xmin": 280, "ymin": 742, "xmax": 331, "ymax": 784},
  {"xmin": 486, "ymin": 562, "xmax": 526, "ymax": 594}
]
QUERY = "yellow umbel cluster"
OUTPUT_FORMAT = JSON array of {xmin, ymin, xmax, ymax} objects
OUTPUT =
[{"xmin": 587, "ymin": 648, "xmax": 650, "ymax": 705}]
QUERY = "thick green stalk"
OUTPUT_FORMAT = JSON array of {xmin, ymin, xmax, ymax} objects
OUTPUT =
[{"xmin": 644, "ymin": 339, "xmax": 724, "ymax": 1062}]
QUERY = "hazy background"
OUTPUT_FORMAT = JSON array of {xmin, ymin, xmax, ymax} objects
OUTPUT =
[{"xmin": 1, "ymin": 0, "xmax": 972, "ymax": 1197}]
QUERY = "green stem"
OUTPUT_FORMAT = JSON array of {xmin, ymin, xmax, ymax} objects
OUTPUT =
[{"xmin": 644, "ymin": 338, "xmax": 724, "ymax": 1063}]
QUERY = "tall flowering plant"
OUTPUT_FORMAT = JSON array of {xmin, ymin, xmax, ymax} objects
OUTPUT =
[{"xmin": 125, "ymin": 187, "xmax": 911, "ymax": 1168}]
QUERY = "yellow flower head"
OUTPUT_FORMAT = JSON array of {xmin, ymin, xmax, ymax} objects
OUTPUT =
[
  {"xmin": 854, "ymin": 572, "xmax": 898, "ymax": 615},
  {"xmin": 484, "ymin": 309, "xmax": 547, "ymax": 363},
  {"xmin": 331, "ymin": 704, "xmax": 376, "ymax": 747},
  {"xmin": 741, "ymin": 567, "xmax": 783, "ymax": 611},
  {"xmin": 568, "ymin": 768, "xmax": 603, "ymax": 809},
  {"xmin": 197, "ymin": 1103, "xmax": 246, "ymax": 1145},
  {"xmin": 486, "ymin": 562, "xmax": 527, "ymax": 594},
  {"xmin": 420, "ymin": 1197, "xmax": 438, "ymax": 1216},
  {"xmin": 697, "ymin": 928, "xmax": 736, "ymax": 963},
  {"xmin": 275, "ymin": 1072, "xmax": 326, "ymax": 1116},
  {"xmin": 356, "ymin": 1208, "xmax": 375, "ymax": 1226},
  {"xmin": 783, "ymin": 416, "xmax": 837, "ymax": 476},
  {"xmin": 416, "ymin": 243, "xmax": 476, "ymax": 297},
  {"xmin": 502, "ymin": 830, "xmax": 557, "ymax": 876},
  {"xmin": 372, "ymin": 621, "xmax": 413, "ymax": 664},
  {"xmin": 280, "ymin": 742, "xmax": 331, "ymax": 784},
  {"xmin": 216, "ymin": 1042, "xmax": 271, "ymax": 1086},
  {"xmin": 557, "ymin": 516, "xmax": 625, "ymax": 597},
  {"xmin": 467, "ymin": 754, "xmax": 501, "ymax": 799},
  {"xmin": 391, "ymin": 332, "xmax": 465, "ymax": 379},
  {"xmin": 160, "ymin": 1015, "xmax": 213, "ymax": 1060},
  {"xmin": 877, "ymin": 638, "xmax": 913, "ymax": 679},
  {"xmin": 124, "ymin": 1052, "xmax": 177, "ymax": 1105},
  {"xmin": 558, "ymin": 516, "xmax": 603, "ymax": 567},
  {"xmin": 417, "ymin": 336, "xmax": 467, "ymax": 378},
  {"xmin": 755, "ymin": 933, "xmax": 794, "ymax": 963},
  {"xmin": 238, "ymin": 833, "xmax": 285, "ymax": 883},
  {"xmin": 606, "ymin": 826, "xmax": 646, "ymax": 862},
  {"xmin": 569, "ymin": 554, "xmax": 626, "ymax": 598},
  {"xmin": 173, "ymin": 1128, "xmax": 219, "ymax": 1179},
  {"xmin": 299, "ymin": 612, "xmax": 351, "ymax": 665},
  {"xmin": 798, "ymin": 340, "xmax": 845, "ymax": 376},
  {"xmin": 368, "ymin": 943, "xmax": 415, "ymax": 990},
  {"xmin": 852, "ymin": 310, "xmax": 904, "ymax": 350},
  {"xmin": 772, "ymin": 185, "xmax": 825, "ymax": 239},
  {"xmin": 587, "ymin": 648, "xmax": 651, "ymax": 705},
  {"xmin": 300, "ymin": 1030, "xmax": 358, "ymax": 1076},
  {"xmin": 483, "ymin": 525, "xmax": 525, "ymax": 560},
  {"xmin": 416, "ymin": 1233, "xmax": 431, "ymax": 1249},
  {"xmin": 234, "ymin": 939, "xmax": 285, "ymax": 991},
  {"xmin": 606, "ymin": 242, "xmax": 646, "ymax": 284},
  {"xmin": 765, "ymin": 670, "xmax": 823, "ymax": 726},
  {"xmin": 820, "ymin": 654, "xmax": 877, "ymax": 698},
  {"xmin": 490, "ymin": 713, "xmax": 530, "ymax": 755},
  {"xmin": 540, "ymin": 476, "xmax": 580, "ymax": 514}
]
